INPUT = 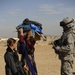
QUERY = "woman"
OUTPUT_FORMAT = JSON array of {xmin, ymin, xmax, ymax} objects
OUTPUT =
[
  {"xmin": 18, "ymin": 28, "xmax": 38, "ymax": 75},
  {"xmin": 4, "ymin": 38, "xmax": 25, "ymax": 75}
]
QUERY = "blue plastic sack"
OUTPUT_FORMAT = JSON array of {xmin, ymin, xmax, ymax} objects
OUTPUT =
[
  {"xmin": 23, "ymin": 25, "xmax": 31, "ymax": 30},
  {"xmin": 16, "ymin": 24, "xmax": 23, "ymax": 29},
  {"xmin": 30, "ymin": 24, "xmax": 42, "ymax": 34},
  {"xmin": 16, "ymin": 24, "xmax": 42, "ymax": 34}
]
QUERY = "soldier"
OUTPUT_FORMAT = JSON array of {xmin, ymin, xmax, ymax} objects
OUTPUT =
[{"xmin": 53, "ymin": 17, "xmax": 75, "ymax": 75}]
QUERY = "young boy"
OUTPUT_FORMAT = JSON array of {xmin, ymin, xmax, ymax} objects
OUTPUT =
[{"xmin": 4, "ymin": 38, "xmax": 25, "ymax": 75}]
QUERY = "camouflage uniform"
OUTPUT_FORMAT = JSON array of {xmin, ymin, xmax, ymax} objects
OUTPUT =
[{"xmin": 53, "ymin": 17, "xmax": 75, "ymax": 75}]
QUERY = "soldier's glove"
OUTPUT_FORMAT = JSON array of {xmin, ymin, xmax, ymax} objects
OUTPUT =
[
  {"xmin": 55, "ymin": 46, "xmax": 60, "ymax": 50},
  {"xmin": 53, "ymin": 46, "xmax": 60, "ymax": 54}
]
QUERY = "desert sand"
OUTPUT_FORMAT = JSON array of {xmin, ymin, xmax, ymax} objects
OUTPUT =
[{"xmin": 0, "ymin": 40, "xmax": 75, "ymax": 75}]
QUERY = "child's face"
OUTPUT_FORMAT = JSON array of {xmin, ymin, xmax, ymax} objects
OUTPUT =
[{"xmin": 12, "ymin": 42, "xmax": 17, "ymax": 49}]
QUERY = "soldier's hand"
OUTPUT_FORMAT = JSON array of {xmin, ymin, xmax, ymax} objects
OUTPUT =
[
  {"xmin": 56, "ymin": 46, "xmax": 60, "ymax": 50},
  {"xmin": 54, "ymin": 46, "xmax": 60, "ymax": 50},
  {"xmin": 53, "ymin": 46, "xmax": 61, "ymax": 54}
]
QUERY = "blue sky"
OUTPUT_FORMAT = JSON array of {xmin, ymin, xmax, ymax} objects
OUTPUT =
[{"xmin": 0, "ymin": 0, "xmax": 75, "ymax": 37}]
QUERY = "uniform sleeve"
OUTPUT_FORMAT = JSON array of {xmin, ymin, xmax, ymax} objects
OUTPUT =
[
  {"xmin": 60, "ymin": 33, "xmax": 74, "ymax": 53},
  {"xmin": 5, "ymin": 54, "xmax": 18, "ymax": 75}
]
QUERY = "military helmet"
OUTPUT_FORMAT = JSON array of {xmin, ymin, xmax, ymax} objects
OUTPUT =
[{"xmin": 60, "ymin": 17, "xmax": 75, "ymax": 28}]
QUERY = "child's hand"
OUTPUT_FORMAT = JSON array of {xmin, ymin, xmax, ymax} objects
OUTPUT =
[
  {"xmin": 24, "ymin": 65, "xmax": 29, "ymax": 72},
  {"xmin": 19, "ymin": 28, "xmax": 23, "ymax": 35}
]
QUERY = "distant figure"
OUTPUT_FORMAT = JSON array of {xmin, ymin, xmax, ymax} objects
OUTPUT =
[
  {"xmin": 4, "ymin": 38, "xmax": 25, "ymax": 75},
  {"xmin": 53, "ymin": 17, "xmax": 75, "ymax": 75},
  {"xmin": 18, "ymin": 28, "xmax": 37, "ymax": 75}
]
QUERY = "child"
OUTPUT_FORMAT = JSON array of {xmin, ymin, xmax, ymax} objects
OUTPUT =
[{"xmin": 4, "ymin": 38, "xmax": 25, "ymax": 75}]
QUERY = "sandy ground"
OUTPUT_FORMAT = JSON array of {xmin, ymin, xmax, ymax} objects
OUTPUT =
[{"xmin": 0, "ymin": 41, "xmax": 75, "ymax": 75}]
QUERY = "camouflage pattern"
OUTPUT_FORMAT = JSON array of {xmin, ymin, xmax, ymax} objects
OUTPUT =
[
  {"xmin": 53, "ymin": 17, "xmax": 75, "ymax": 75},
  {"xmin": 54, "ymin": 29, "xmax": 74, "ymax": 75},
  {"xmin": 61, "ymin": 61, "xmax": 73, "ymax": 75}
]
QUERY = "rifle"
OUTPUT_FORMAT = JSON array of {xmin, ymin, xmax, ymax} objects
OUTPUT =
[{"xmin": 52, "ymin": 39, "xmax": 62, "ymax": 54}]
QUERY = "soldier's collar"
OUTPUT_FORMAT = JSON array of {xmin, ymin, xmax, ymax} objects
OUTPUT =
[{"xmin": 63, "ymin": 29, "xmax": 73, "ymax": 34}]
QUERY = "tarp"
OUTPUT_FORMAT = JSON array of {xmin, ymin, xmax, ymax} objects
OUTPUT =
[{"xmin": 23, "ymin": 18, "xmax": 42, "ymax": 29}]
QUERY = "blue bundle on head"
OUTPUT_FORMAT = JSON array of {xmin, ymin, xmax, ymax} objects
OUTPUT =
[{"xmin": 16, "ymin": 18, "xmax": 43, "ymax": 34}]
